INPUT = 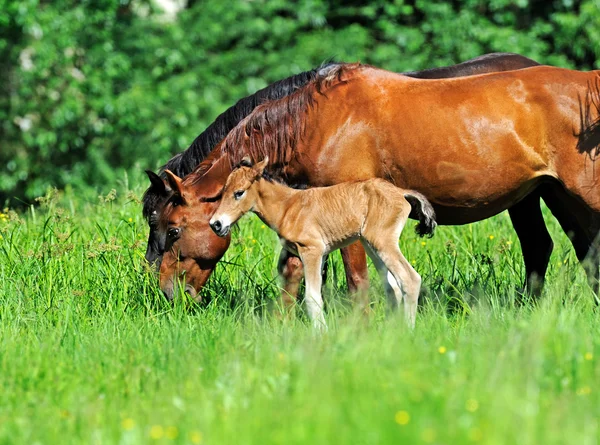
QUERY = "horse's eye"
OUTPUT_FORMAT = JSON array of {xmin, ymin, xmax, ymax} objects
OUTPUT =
[
  {"xmin": 234, "ymin": 190, "xmax": 246, "ymax": 200},
  {"xmin": 167, "ymin": 227, "xmax": 181, "ymax": 240}
]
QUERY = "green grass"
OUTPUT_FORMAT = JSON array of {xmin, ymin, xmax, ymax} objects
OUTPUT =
[{"xmin": 1, "ymin": 184, "xmax": 599, "ymax": 445}]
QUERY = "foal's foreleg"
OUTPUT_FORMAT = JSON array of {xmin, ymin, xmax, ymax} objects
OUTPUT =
[{"xmin": 299, "ymin": 248, "xmax": 327, "ymax": 330}]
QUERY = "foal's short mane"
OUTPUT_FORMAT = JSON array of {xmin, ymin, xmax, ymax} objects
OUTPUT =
[{"xmin": 216, "ymin": 63, "xmax": 363, "ymax": 173}]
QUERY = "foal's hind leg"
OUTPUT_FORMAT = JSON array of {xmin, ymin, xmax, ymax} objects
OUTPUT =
[
  {"xmin": 362, "ymin": 239, "xmax": 421, "ymax": 328},
  {"xmin": 378, "ymin": 246, "xmax": 421, "ymax": 328},
  {"xmin": 361, "ymin": 242, "xmax": 400, "ymax": 310}
]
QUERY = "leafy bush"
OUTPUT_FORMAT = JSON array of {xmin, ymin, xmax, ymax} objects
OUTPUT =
[{"xmin": 2, "ymin": 0, "xmax": 599, "ymax": 205}]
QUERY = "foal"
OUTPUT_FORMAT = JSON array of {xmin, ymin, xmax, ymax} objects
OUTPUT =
[{"xmin": 206, "ymin": 157, "xmax": 436, "ymax": 329}]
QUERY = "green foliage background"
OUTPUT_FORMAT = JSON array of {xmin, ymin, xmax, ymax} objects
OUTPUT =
[{"xmin": 2, "ymin": 0, "xmax": 600, "ymax": 203}]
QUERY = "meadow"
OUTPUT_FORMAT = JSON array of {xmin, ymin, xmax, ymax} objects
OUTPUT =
[{"xmin": 1, "ymin": 179, "xmax": 599, "ymax": 445}]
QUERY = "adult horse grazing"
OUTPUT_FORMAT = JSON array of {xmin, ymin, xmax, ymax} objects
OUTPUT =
[
  {"xmin": 143, "ymin": 53, "xmax": 548, "ymax": 303},
  {"xmin": 157, "ymin": 63, "xmax": 600, "ymax": 303},
  {"xmin": 204, "ymin": 157, "xmax": 436, "ymax": 329}
]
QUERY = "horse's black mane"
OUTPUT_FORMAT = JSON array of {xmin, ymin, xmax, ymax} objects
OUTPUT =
[{"xmin": 142, "ymin": 60, "xmax": 340, "ymax": 219}]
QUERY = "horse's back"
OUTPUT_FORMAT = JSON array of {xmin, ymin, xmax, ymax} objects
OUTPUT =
[{"xmin": 403, "ymin": 52, "xmax": 540, "ymax": 79}]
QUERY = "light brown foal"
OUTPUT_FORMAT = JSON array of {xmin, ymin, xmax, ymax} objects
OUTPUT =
[{"xmin": 206, "ymin": 157, "xmax": 436, "ymax": 329}]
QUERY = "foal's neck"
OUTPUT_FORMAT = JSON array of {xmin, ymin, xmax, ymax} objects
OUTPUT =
[{"xmin": 253, "ymin": 179, "xmax": 301, "ymax": 231}]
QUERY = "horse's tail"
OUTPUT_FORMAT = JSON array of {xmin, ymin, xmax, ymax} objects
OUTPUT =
[{"xmin": 404, "ymin": 191, "xmax": 437, "ymax": 238}]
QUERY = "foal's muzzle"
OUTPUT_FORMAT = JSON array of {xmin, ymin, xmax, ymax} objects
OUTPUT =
[{"xmin": 209, "ymin": 219, "xmax": 230, "ymax": 237}]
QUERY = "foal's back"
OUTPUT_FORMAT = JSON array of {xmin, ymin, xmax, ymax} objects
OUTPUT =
[{"xmin": 285, "ymin": 179, "xmax": 414, "ymax": 245}]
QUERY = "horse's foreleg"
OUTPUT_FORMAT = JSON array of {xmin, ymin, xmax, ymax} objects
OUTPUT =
[
  {"xmin": 508, "ymin": 192, "xmax": 553, "ymax": 297},
  {"xmin": 276, "ymin": 250, "xmax": 304, "ymax": 316},
  {"xmin": 340, "ymin": 242, "xmax": 370, "ymax": 312}
]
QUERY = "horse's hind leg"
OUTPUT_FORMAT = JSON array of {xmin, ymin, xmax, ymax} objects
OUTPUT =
[
  {"xmin": 508, "ymin": 192, "xmax": 553, "ymax": 297},
  {"xmin": 542, "ymin": 184, "xmax": 600, "ymax": 300}
]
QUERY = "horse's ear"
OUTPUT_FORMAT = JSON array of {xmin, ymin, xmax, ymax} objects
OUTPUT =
[
  {"xmin": 146, "ymin": 170, "xmax": 171, "ymax": 195},
  {"xmin": 254, "ymin": 156, "xmax": 269, "ymax": 175},
  {"xmin": 240, "ymin": 156, "xmax": 253, "ymax": 167},
  {"xmin": 164, "ymin": 170, "xmax": 185, "ymax": 201}
]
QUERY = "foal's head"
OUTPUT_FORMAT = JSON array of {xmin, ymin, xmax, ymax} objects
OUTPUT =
[{"xmin": 210, "ymin": 157, "xmax": 269, "ymax": 237}]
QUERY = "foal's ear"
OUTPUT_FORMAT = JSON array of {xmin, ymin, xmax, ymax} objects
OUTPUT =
[
  {"xmin": 254, "ymin": 156, "xmax": 269, "ymax": 175},
  {"xmin": 240, "ymin": 156, "xmax": 253, "ymax": 167},
  {"xmin": 146, "ymin": 170, "xmax": 171, "ymax": 196},
  {"xmin": 164, "ymin": 170, "xmax": 185, "ymax": 201}
]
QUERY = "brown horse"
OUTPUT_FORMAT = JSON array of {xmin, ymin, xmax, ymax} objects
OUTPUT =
[
  {"xmin": 158, "ymin": 63, "xmax": 600, "ymax": 303},
  {"xmin": 206, "ymin": 157, "xmax": 436, "ymax": 328},
  {"xmin": 144, "ymin": 53, "xmax": 545, "ymax": 302}
]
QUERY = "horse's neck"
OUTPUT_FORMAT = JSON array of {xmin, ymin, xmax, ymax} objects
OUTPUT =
[{"xmin": 253, "ymin": 179, "xmax": 300, "ymax": 231}]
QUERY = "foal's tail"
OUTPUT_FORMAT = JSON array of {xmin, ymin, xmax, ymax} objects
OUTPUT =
[{"xmin": 404, "ymin": 192, "xmax": 437, "ymax": 238}]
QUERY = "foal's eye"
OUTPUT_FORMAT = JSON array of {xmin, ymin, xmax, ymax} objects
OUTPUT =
[
  {"xmin": 167, "ymin": 227, "xmax": 181, "ymax": 240},
  {"xmin": 234, "ymin": 190, "xmax": 246, "ymax": 200}
]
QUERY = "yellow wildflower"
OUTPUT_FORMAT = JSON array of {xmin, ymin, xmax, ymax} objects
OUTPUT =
[
  {"xmin": 394, "ymin": 410, "xmax": 410, "ymax": 425},
  {"xmin": 577, "ymin": 386, "xmax": 592, "ymax": 396},
  {"xmin": 489, "ymin": 235, "xmax": 494, "ymax": 240},
  {"xmin": 121, "ymin": 418, "xmax": 135, "ymax": 430},
  {"xmin": 438, "ymin": 346, "xmax": 447, "ymax": 354},
  {"xmin": 261, "ymin": 224, "xmax": 266, "ymax": 229},
  {"xmin": 420, "ymin": 241, "xmax": 426, "ymax": 246},
  {"xmin": 189, "ymin": 431, "xmax": 203, "ymax": 444},
  {"xmin": 465, "ymin": 399, "xmax": 479, "ymax": 412},
  {"xmin": 585, "ymin": 352, "xmax": 593, "ymax": 361},
  {"xmin": 150, "ymin": 425, "xmax": 164, "ymax": 439},
  {"xmin": 128, "ymin": 217, "xmax": 133, "ymax": 223}
]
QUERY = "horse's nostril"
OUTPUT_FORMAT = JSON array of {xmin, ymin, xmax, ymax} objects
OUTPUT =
[{"xmin": 211, "ymin": 220, "xmax": 222, "ymax": 232}]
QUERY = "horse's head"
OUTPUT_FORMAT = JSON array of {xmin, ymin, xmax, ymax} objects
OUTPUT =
[
  {"xmin": 157, "ymin": 158, "xmax": 231, "ymax": 301},
  {"xmin": 144, "ymin": 170, "xmax": 172, "ymax": 269},
  {"xmin": 210, "ymin": 156, "xmax": 268, "ymax": 237}
]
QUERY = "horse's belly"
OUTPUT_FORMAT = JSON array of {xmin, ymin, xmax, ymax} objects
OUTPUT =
[{"xmin": 304, "ymin": 154, "xmax": 548, "ymax": 225}]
